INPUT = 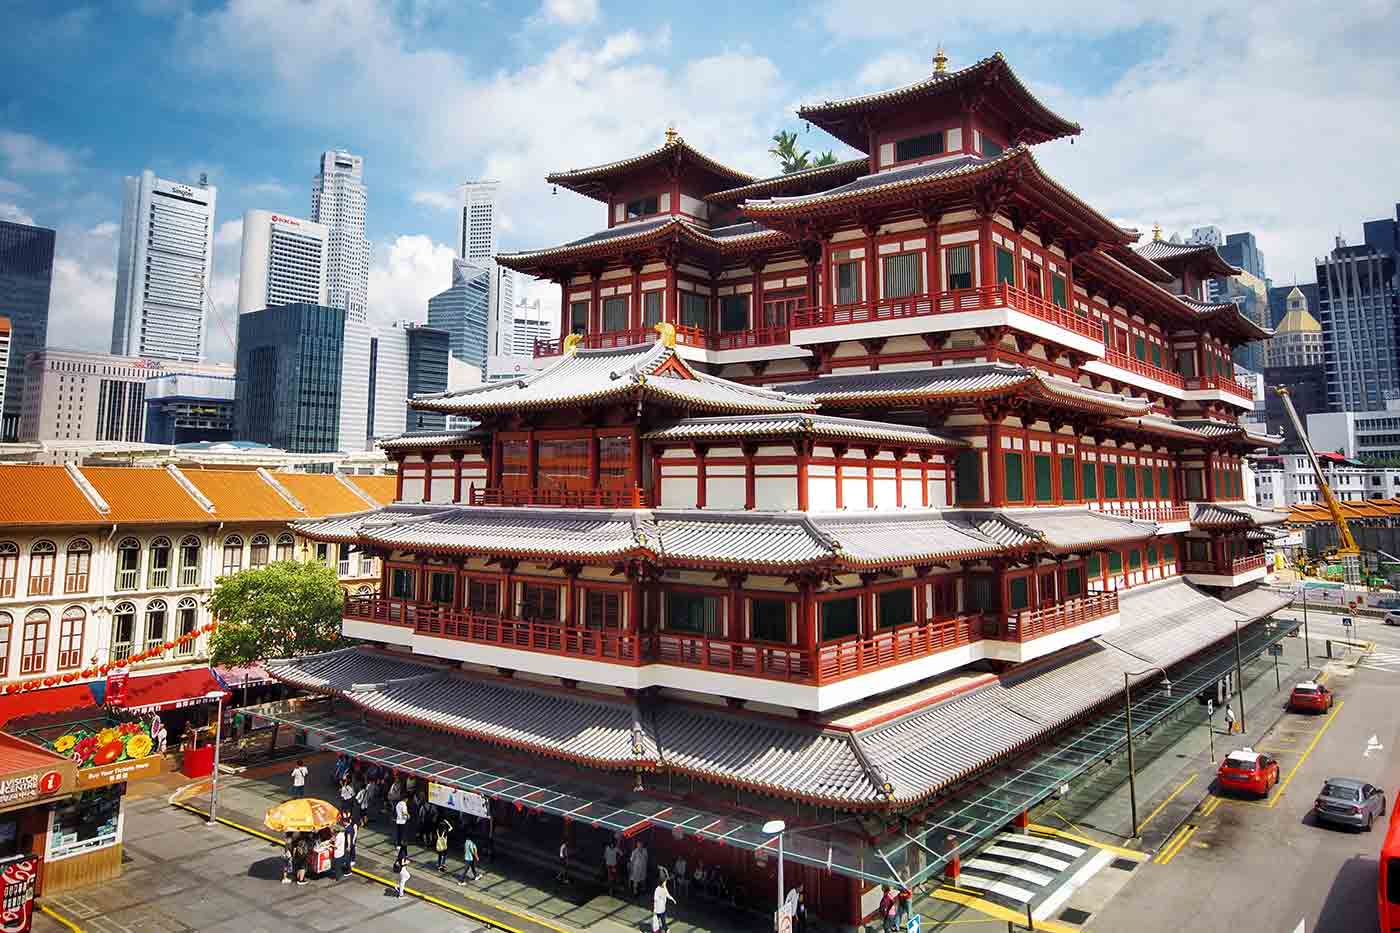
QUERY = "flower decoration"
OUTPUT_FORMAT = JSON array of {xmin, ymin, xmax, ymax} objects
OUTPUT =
[
  {"xmin": 95, "ymin": 727, "xmax": 121, "ymax": 747},
  {"xmin": 124, "ymin": 733, "xmax": 153, "ymax": 760},
  {"xmin": 53, "ymin": 734, "xmax": 78, "ymax": 755}
]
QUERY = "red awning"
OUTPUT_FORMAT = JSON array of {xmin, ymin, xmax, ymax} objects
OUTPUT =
[
  {"xmin": 0, "ymin": 683, "xmax": 101, "ymax": 728},
  {"xmin": 123, "ymin": 668, "xmax": 229, "ymax": 713}
]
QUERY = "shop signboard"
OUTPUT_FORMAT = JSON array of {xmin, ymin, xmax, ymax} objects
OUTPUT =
[
  {"xmin": 0, "ymin": 764, "xmax": 72, "ymax": 816},
  {"xmin": 75, "ymin": 754, "xmax": 163, "ymax": 790},
  {"xmin": 105, "ymin": 671, "xmax": 129, "ymax": 707},
  {"xmin": 427, "ymin": 781, "xmax": 490, "ymax": 819}
]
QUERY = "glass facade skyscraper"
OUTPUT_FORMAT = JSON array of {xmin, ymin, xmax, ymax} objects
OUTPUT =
[
  {"xmin": 427, "ymin": 259, "xmax": 491, "ymax": 373},
  {"xmin": 234, "ymin": 303, "xmax": 345, "ymax": 452},
  {"xmin": 0, "ymin": 220, "xmax": 55, "ymax": 441},
  {"xmin": 1317, "ymin": 204, "xmax": 1400, "ymax": 412},
  {"xmin": 406, "ymin": 325, "xmax": 450, "ymax": 433}
]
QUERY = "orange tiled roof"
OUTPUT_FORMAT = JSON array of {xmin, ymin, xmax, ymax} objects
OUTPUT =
[
  {"xmin": 79, "ymin": 466, "xmax": 211, "ymax": 523},
  {"xmin": 182, "ymin": 470, "xmax": 305, "ymax": 521},
  {"xmin": 348, "ymin": 474, "xmax": 396, "ymax": 505},
  {"xmin": 0, "ymin": 465, "xmax": 105, "ymax": 526},
  {"xmin": 273, "ymin": 473, "xmax": 377, "ymax": 517}
]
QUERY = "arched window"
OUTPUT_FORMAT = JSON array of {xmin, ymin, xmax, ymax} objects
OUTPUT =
[
  {"xmin": 64, "ymin": 538, "xmax": 92, "ymax": 593},
  {"xmin": 0, "ymin": 542, "xmax": 19, "ymax": 599},
  {"xmin": 250, "ymin": 534, "xmax": 270, "ymax": 568},
  {"xmin": 0, "ymin": 611, "xmax": 12, "ymax": 676},
  {"xmin": 355, "ymin": 584, "xmax": 373, "ymax": 596},
  {"xmin": 111, "ymin": 602, "xmax": 136, "ymax": 661},
  {"xmin": 175, "ymin": 597, "xmax": 198, "ymax": 657},
  {"xmin": 20, "ymin": 609, "xmax": 49, "ymax": 675},
  {"xmin": 115, "ymin": 537, "xmax": 141, "ymax": 591},
  {"xmin": 27, "ymin": 541, "xmax": 57, "ymax": 597},
  {"xmin": 221, "ymin": 536, "xmax": 244, "ymax": 577},
  {"xmin": 179, "ymin": 535, "xmax": 201, "ymax": 587},
  {"xmin": 58, "ymin": 607, "xmax": 84, "ymax": 670},
  {"xmin": 274, "ymin": 533, "xmax": 295, "ymax": 562},
  {"xmin": 148, "ymin": 536, "xmax": 172, "ymax": 589},
  {"xmin": 145, "ymin": 600, "xmax": 168, "ymax": 656}
]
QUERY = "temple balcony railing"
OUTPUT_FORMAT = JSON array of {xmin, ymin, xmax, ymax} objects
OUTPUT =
[
  {"xmin": 467, "ymin": 485, "xmax": 649, "ymax": 508},
  {"xmin": 1185, "ymin": 373, "xmax": 1255, "ymax": 405},
  {"xmin": 1112, "ymin": 504, "xmax": 1191, "ymax": 524},
  {"xmin": 1183, "ymin": 554, "xmax": 1267, "ymax": 577},
  {"xmin": 991, "ymin": 591, "xmax": 1119, "ymax": 643},
  {"xmin": 533, "ymin": 324, "xmax": 795, "ymax": 359},
  {"xmin": 790, "ymin": 284, "xmax": 1104, "ymax": 346},
  {"xmin": 1098, "ymin": 348, "xmax": 1187, "ymax": 390},
  {"xmin": 812, "ymin": 614, "xmax": 982, "ymax": 684}
]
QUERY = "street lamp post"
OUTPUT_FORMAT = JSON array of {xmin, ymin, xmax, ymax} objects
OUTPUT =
[
  {"xmin": 1124, "ymin": 667, "xmax": 1172, "ymax": 838},
  {"xmin": 207, "ymin": 690, "xmax": 226, "ymax": 825},
  {"xmin": 1301, "ymin": 586, "xmax": 1311, "ymax": 669},
  {"xmin": 1234, "ymin": 621, "xmax": 1246, "ymax": 733},
  {"xmin": 763, "ymin": 819, "xmax": 786, "ymax": 930}
]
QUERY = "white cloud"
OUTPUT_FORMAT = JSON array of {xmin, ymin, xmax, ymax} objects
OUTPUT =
[
  {"xmin": 243, "ymin": 180, "xmax": 291, "ymax": 196},
  {"xmin": 214, "ymin": 218, "xmax": 243, "ymax": 247},
  {"xmin": 856, "ymin": 51, "xmax": 928, "ymax": 89},
  {"xmin": 540, "ymin": 0, "xmax": 599, "ymax": 27},
  {"xmin": 87, "ymin": 221, "xmax": 118, "ymax": 237},
  {"xmin": 0, "ymin": 203, "xmax": 35, "ymax": 225},
  {"xmin": 367, "ymin": 235, "xmax": 457, "ymax": 328},
  {"xmin": 45, "ymin": 224, "xmax": 119, "ymax": 354},
  {"xmin": 411, "ymin": 190, "xmax": 458, "ymax": 211},
  {"xmin": 0, "ymin": 132, "xmax": 76, "ymax": 175}
]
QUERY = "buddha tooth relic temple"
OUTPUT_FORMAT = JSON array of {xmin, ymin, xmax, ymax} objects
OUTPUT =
[{"xmin": 258, "ymin": 51, "xmax": 1292, "ymax": 929}]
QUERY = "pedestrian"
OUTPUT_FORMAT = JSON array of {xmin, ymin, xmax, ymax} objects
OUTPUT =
[
  {"xmin": 556, "ymin": 837, "xmax": 570, "ymax": 884},
  {"xmin": 344, "ymin": 817, "xmax": 358, "ymax": 868},
  {"xmin": 281, "ymin": 832, "xmax": 295, "ymax": 884},
  {"xmin": 1224, "ymin": 703, "xmax": 1236, "ymax": 734},
  {"xmin": 293, "ymin": 834, "xmax": 310, "ymax": 886},
  {"xmin": 603, "ymin": 839, "xmax": 619, "ymax": 894},
  {"xmin": 879, "ymin": 885, "xmax": 896, "ymax": 933},
  {"xmin": 394, "ymin": 795, "xmax": 410, "ymax": 847},
  {"xmin": 457, "ymin": 835, "xmax": 480, "ymax": 885},
  {"xmin": 290, "ymin": 759, "xmax": 308, "ymax": 798},
  {"xmin": 793, "ymin": 884, "xmax": 808, "ymax": 933},
  {"xmin": 628, "ymin": 842, "xmax": 648, "ymax": 899},
  {"xmin": 397, "ymin": 842, "xmax": 411, "ymax": 867},
  {"xmin": 331, "ymin": 824, "xmax": 347, "ymax": 882},
  {"xmin": 896, "ymin": 885, "xmax": 912, "ymax": 930},
  {"xmin": 673, "ymin": 854, "xmax": 689, "ymax": 898},
  {"xmin": 355, "ymin": 780, "xmax": 370, "ymax": 827},
  {"xmin": 339, "ymin": 777, "xmax": 354, "ymax": 815},
  {"xmin": 652, "ymin": 874, "xmax": 676, "ymax": 932},
  {"xmin": 393, "ymin": 856, "xmax": 410, "ymax": 898},
  {"xmin": 387, "ymin": 773, "xmax": 402, "ymax": 818},
  {"xmin": 435, "ymin": 818, "xmax": 451, "ymax": 871}
]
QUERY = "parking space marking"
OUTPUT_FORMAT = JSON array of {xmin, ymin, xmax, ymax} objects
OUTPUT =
[
  {"xmin": 1138, "ymin": 774, "xmax": 1197, "ymax": 833},
  {"xmin": 1201, "ymin": 796, "xmax": 1223, "ymax": 818},
  {"xmin": 1268, "ymin": 699, "xmax": 1345, "ymax": 809},
  {"xmin": 1025, "ymin": 824, "xmax": 1146, "ymax": 860},
  {"xmin": 1155, "ymin": 825, "xmax": 1198, "ymax": 864}
]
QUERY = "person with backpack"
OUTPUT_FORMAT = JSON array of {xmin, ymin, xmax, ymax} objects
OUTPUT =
[{"xmin": 434, "ymin": 815, "xmax": 452, "ymax": 871}]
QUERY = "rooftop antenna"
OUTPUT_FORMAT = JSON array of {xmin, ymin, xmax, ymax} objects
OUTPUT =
[{"xmin": 198, "ymin": 172, "xmax": 209, "ymax": 187}]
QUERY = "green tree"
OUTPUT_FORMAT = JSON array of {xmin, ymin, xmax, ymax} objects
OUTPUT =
[
  {"xmin": 813, "ymin": 150, "xmax": 838, "ymax": 166},
  {"xmin": 206, "ymin": 561, "xmax": 348, "ymax": 667},
  {"xmin": 769, "ymin": 130, "xmax": 811, "ymax": 174}
]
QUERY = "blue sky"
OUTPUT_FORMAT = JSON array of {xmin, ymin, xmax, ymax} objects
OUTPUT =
[{"xmin": 4, "ymin": 0, "xmax": 1399, "ymax": 362}]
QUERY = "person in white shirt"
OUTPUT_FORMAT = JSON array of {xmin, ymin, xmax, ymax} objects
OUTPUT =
[
  {"xmin": 652, "ymin": 876, "xmax": 676, "ymax": 932},
  {"xmin": 603, "ymin": 841, "xmax": 620, "ymax": 894},
  {"xmin": 394, "ymin": 797, "xmax": 410, "ymax": 847},
  {"xmin": 673, "ymin": 855, "xmax": 689, "ymax": 898},
  {"xmin": 290, "ymin": 760, "xmax": 308, "ymax": 798},
  {"xmin": 394, "ymin": 857, "xmax": 410, "ymax": 898},
  {"xmin": 331, "ymin": 825, "xmax": 347, "ymax": 882},
  {"xmin": 628, "ymin": 843, "xmax": 648, "ymax": 898},
  {"xmin": 556, "ymin": 838, "xmax": 570, "ymax": 884}
]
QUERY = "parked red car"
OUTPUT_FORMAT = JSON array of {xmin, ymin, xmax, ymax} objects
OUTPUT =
[
  {"xmin": 1289, "ymin": 681, "xmax": 1334, "ymax": 714},
  {"xmin": 1218, "ymin": 748, "xmax": 1280, "ymax": 797}
]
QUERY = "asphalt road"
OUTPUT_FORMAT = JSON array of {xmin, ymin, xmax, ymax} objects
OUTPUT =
[{"xmin": 1087, "ymin": 655, "xmax": 1400, "ymax": 933}]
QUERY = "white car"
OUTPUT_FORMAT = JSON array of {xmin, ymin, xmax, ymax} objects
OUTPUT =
[{"xmin": 1384, "ymin": 611, "xmax": 1400, "ymax": 627}]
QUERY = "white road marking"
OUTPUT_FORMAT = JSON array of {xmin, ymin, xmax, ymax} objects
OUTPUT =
[
  {"xmin": 1292, "ymin": 919, "xmax": 1305, "ymax": 933},
  {"xmin": 997, "ymin": 832, "xmax": 1085, "ymax": 859},
  {"xmin": 1366, "ymin": 735, "xmax": 1384, "ymax": 758},
  {"xmin": 955, "ymin": 873, "xmax": 1035, "ymax": 904},
  {"xmin": 964, "ymin": 858, "xmax": 1054, "ymax": 887},
  {"xmin": 981, "ymin": 845, "xmax": 1071, "ymax": 872},
  {"xmin": 1033, "ymin": 848, "xmax": 1114, "ymax": 922}
]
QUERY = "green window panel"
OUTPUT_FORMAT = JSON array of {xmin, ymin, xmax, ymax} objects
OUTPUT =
[
  {"xmin": 1034, "ymin": 454, "xmax": 1054, "ymax": 502},
  {"xmin": 1060, "ymin": 456, "xmax": 1076, "ymax": 501},
  {"xmin": 1005, "ymin": 452, "xmax": 1025, "ymax": 502}
]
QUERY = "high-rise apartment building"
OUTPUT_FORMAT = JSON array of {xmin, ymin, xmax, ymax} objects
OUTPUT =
[
  {"xmin": 1316, "ymin": 204, "xmax": 1400, "ymax": 412},
  {"xmin": 456, "ymin": 181, "xmax": 516, "ymax": 370},
  {"xmin": 18, "ymin": 348, "xmax": 232, "ymax": 443},
  {"xmin": 110, "ymin": 171, "xmax": 217, "ymax": 361},
  {"xmin": 310, "ymin": 150, "xmax": 369, "ymax": 323},
  {"xmin": 234, "ymin": 303, "xmax": 346, "ymax": 452},
  {"xmin": 0, "ymin": 220, "xmax": 55, "ymax": 441},
  {"xmin": 427, "ymin": 259, "xmax": 491, "ymax": 373},
  {"xmin": 237, "ymin": 210, "xmax": 329, "ymax": 313}
]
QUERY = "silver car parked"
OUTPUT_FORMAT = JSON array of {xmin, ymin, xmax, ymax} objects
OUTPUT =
[{"xmin": 1313, "ymin": 778, "xmax": 1388, "ymax": 830}]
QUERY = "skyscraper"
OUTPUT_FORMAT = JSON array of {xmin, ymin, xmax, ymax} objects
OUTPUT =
[
  {"xmin": 427, "ymin": 258, "xmax": 491, "ymax": 373},
  {"xmin": 508, "ymin": 298, "xmax": 552, "ymax": 357},
  {"xmin": 1317, "ymin": 204, "xmax": 1400, "ymax": 412},
  {"xmin": 110, "ymin": 171, "xmax": 216, "ymax": 361},
  {"xmin": 456, "ymin": 180, "xmax": 516, "ymax": 367},
  {"xmin": 237, "ymin": 210, "xmax": 328, "ymax": 313},
  {"xmin": 339, "ymin": 320, "xmax": 450, "ymax": 450},
  {"xmin": 0, "ymin": 220, "xmax": 54, "ymax": 441},
  {"xmin": 311, "ymin": 150, "xmax": 369, "ymax": 323},
  {"xmin": 234, "ymin": 303, "xmax": 346, "ymax": 452}
]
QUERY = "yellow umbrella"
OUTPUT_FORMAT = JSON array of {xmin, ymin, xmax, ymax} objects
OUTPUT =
[{"xmin": 264, "ymin": 798, "xmax": 342, "ymax": 833}]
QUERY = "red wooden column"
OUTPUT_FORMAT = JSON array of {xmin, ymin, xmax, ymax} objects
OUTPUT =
[
  {"xmin": 918, "ymin": 451, "xmax": 930, "ymax": 507},
  {"xmin": 750, "ymin": 260, "xmax": 765, "ymax": 334},
  {"xmin": 630, "ymin": 261, "xmax": 643, "ymax": 330},
  {"xmin": 420, "ymin": 452, "xmax": 435, "ymax": 503},
  {"xmin": 590, "ymin": 271, "xmax": 602, "ymax": 334},
  {"xmin": 832, "ymin": 444, "xmax": 846, "ymax": 509},
  {"xmin": 986, "ymin": 424, "xmax": 1005, "ymax": 506},
  {"xmin": 693, "ymin": 444, "xmax": 707, "ymax": 508},
  {"xmin": 804, "ymin": 244, "xmax": 820, "ymax": 312},
  {"xmin": 501, "ymin": 559, "xmax": 518, "ymax": 619},
  {"xmin": 796, "ymin": 440, "xmax": 811, "ymax": 512},
  {"xmin": 558, "ymin": 280, "xmax": 570, "ymax": 343},
  {"xmin": 893, "ymin": 448, "xmax": 906, "ymax": 508},
  {"xmin": 393, "ymin": 455, "xmax": 406, "ymax": 501},
  {"xmin": 665, "ymin": 258, "xmax": 678, "ymax": 324},
  {"xmin": 452, "ymin": 452, "xmax": 465, "ymax": 503},
  {"xmin": 864, "ymin": 222, "xmax": 880, "ymax": 309},
  {"xmin": 651, "ymin": 448, "xmax": 665, "ymax": 508},
  {"xmin": 742, "ymin": 443, "xmax": 757, "ymax": 511},
  {"xmin": 915, "ymin": 566, "xmax": 929, "ymax": 627},
  {"xmin": 727, "ymin": 574, "xmax": 744, "ymax": 643},
  {"xmin": 1204, "ymin": 453, "xmax": 1216, "ymax": 501},
  {"xmin": 863, "ymin": 447, "xmax": 878, "ymax": 508}
]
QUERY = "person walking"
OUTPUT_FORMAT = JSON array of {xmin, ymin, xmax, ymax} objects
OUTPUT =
[
  {"xmin": 652, "ymin": 874, "xmax": 676, "ymax": 932},
  {"xmin": 793, "ymin": 885, "xmax": 808, "ymax": 933},
  {"xmin": 339, "ymin": 778, "xmax": 355, "ymax": 817},
  {"xmin": 434, "ymin": 816, "xmax": 452, "ymax": 871},
  {"xmin": 1224, "ymin": 703, "xmax": 1236, "ymax": 734},
  {"xmin": 394, "ymin": 795, "xmax": 410, "ymax": 847},
  {"xmin": 355, "ymin": 780, "xmax": 370, "ymax": 827},
  {"xmin": 457, "ymin": 835, "xmax": 479, "ymax": 885},
  {"xmin": 344, "ymin": 817, "xmax": 358, "ymax": 868},
  {"xmin": 290, "ymin": 760, "xmax": 308, "ymax": 798},
  {"xmin": 386, "ymin": 773, "xmax": 402, "ymax": 819},
  {"xmin": 393, "ymin": 856, "xmax": 410, "ymax": 898},
  {"xmin": 628, "ymin": 842, "xmax": 648, "ymax": 899},
  {"xmin": 281, "ymin": 832, "xmax": 295, "ymax": 884},
  {"xmin": 603, "ymin": 839, "xmax": 619, "ymax": 895},
  {"xmin": 556, "ymin": 837, "xmax": 570, "ymax": 884},
  {"xmin": 878, "ymin": 885, "xmax": 897, "ymax": 933},
  {"xmin": 293, "ymin": 834, "xmax": 310, "ymax": 886},
  {"xmin": 331, "ymin": 824, "xmax": 347, "ymax": 882}
]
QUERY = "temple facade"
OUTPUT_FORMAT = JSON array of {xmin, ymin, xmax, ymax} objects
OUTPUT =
[{"xmin": 271, "ymin": 52, "xmax": 1289, "ymax": 929}]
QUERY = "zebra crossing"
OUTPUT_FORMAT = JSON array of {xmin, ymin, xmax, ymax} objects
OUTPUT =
[
  {"xmin": 952, "ymin": 831, "xmax": 1114, "ymax": 919},
  {"xmin": 1358, "ymin": 649, "xmax": 1400, "ymax": 672}
]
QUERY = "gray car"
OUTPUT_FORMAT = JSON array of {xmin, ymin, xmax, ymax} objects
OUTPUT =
[{"xmin": 1313, "ymin": 778, "xmax": 1387, "ymax": 830}]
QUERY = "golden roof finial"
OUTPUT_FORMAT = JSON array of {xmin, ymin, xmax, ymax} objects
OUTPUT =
[
  {"xmin": 563, "ymin": 332, "xmax": 583, "ymax": 354},
  {"xmin": 933, "ymin": 46, "xmax": 948, "ymax": 74},
  {"xmin": 654, "ymin": 321, "xmax": 676, "ymax": 349},
  {"xmin": 664, "ymin": 123, "xmax": 679, "ymax": 145},
  {"xmin": 1152, "ymin": 222, "xmax": 1162, "ymax": 242}
]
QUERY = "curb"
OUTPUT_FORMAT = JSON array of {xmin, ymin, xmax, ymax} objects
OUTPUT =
[{"xmin": 39, "ymin": 904, "xmax": 84, "ymax": 932}]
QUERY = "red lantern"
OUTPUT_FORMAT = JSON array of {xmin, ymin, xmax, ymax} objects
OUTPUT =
[
  {"xmin": 99, "ymin": 664, "xmax": 111, "ymax": 674},
  {"xmin": 61, "ymin": 673, "xmax": 76, "ymax": 684},
  {"xmin": 163, "ymin": 641, "xmax": 176, "ymax": 651}
]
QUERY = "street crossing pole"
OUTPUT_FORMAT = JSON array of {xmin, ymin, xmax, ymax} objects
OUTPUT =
[
  {"xmin": 1234, "ymin": 621, "xmax": 1246, "ymax": 733},
  {"xmin": 1302, "ymin": 587, "xmax": 1311, "ymax": 670}
]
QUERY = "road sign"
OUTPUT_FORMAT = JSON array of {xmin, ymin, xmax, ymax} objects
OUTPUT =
[
  {"xmin": 1343, "ymin": 616, "xmax": 1353, "ymax": 628},
  {"xmin": 907, "ymin": 914, "xmax": 921, "ymax": 933},
  {"xmin": 1268, "ymin": 643, "xmax": 1283, "ymax": 657},
  {"xmin": 1206, "ymin": 699, "xmax": 1214, "ymax": 717}
]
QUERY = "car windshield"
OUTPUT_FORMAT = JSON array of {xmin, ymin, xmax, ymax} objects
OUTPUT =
[
  {"xmin": 1294, "ymin": 685, "xmax": 1319, "ymax": 694},
  {"xmin": 1226, "ymin": 756, "xmax": 1258, "ymax": 771},
  {"xmin": 1321, "ymin": 782, "xmax": 1361, "ymax": 800}
]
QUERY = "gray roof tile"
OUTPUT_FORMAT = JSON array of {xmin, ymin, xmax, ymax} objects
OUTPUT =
[{"xmin": 643, "ymin": 413, "xmax": 965, "ymax": 447}]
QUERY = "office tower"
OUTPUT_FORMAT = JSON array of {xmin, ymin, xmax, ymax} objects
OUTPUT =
[
  {"xmin": 427, "ymin": 259, "xmax": 491, "ymax": 373},
  {"xmin": 337, "ymin": 320, "xmax": 448, "ymax": 449},
  {"xmin": 1316, "ymin": 204, "xmax": 1400, "ymax": 412},
  {"xmin": 110, "ymin": 171, "xmax": 216, "ymax": 361},
  {"xmin": 234, "ymin": 304, "xmax": 346, "ymax": 452},
  {"xmin": 0, "ymin": 221, "xmax": 55, "ymax": 441},
  {"xmin": 237, "ymin": 210, "xmax": 329, "ymax": 313},
  {"xmin": 1218, "ymin": 232, "xmax": 1266, "ymax": 281},
  {"xmin": 405, "ymin": 325, "xmax": 450, "ymax": 433},
  {"xmin": 0, "ymin": 317, "xmax": 9, "ymax": 434},
  {"xmin": 456, "ymin": 180, "xmax": 516, "ymax": 368},
  {"xmin": 509, "ymin": 298, "xmax": 552, "ymax": 357},
  {"xmin": 18, "ymin": 348, "xmax": 231, "ymax": 443},
  {"xmin": 143, "ymin": 371, "xmax": 236, "ymax": 444},
  {"xmin": 310, "ymin": 150, "xmax": 369, "ymax": 323},
  {"xmin": 1187, "ymin": 225, "xmax": 1223, "ymax": 247}
]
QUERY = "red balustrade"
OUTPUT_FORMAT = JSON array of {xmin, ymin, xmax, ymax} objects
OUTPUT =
[
  {"xmin": 1102, "ymin": 349, "xmax": 1187, "ymax": 389},
  {"xmin": 1231, "ymin": 553, "xmax": 1267, "ymax": 575},
  {"xmin": 791, "ymin": 284, "xmax": 1103, "ymax": 343},
  {"xmin": 1114, "ymin": 505, "xmax": 1191, "ymax": 523},
  {"xmin": 999, "ymin": 592, "xmax": 1119, "ymax": 643},
  {"xmin": 1186, "ymin": 374, "xmax": 1255, "ymax": 402},
  {"xmin": 1182, "ymin": 554, "xmax": 1267, "ymax": 577},
  {"xmin": 709, "ymin": 326, "xmax": 791, "ymax": 350},
  {"xmin": 816, "ymin": 614, "xmax": 981, "ymax": 683},
  {"xmin": 468, "ymin": 486, "xmax": 648, "ymax": 508},
  {"xmin": 649, "ymin": 632, "xmax": 811, "ymax": 680},
  {"xmin": 533, "ymin": 324, "xmax": 711, "ymax": 358},
  {"xmin": 345, "ymin": 595, "xmax": 422, "ymax": 627}
]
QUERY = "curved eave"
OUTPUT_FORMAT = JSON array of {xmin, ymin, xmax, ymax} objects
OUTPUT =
[
  {"xmin": 836, "ymin": 544, "xmax": 1007, "ymax": 570},
  {"xmin": 1104, "ymin": 244, "xmax": 1175, "ymax": 283},
  {"xmin": 707, "ymin": 158, "xmax": 871, "ymax": 205},
  {"xmin": 360, "ymin": 535, "xmax": 652, "ymax": 563},
  {"xmin": 495, "ymin": 219, "xmax": 792, "ymax": 277},
  {"xmin": 544, "ymin": 140, "xmax": 754, "ymax": 202},
  {"xmin": 1074, "ymin": 251, "xmax": 1199, "ymax": 324},
  {"xmin": 796, "ymin": 53, "xmax": 1082, "ymax": 151}
]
